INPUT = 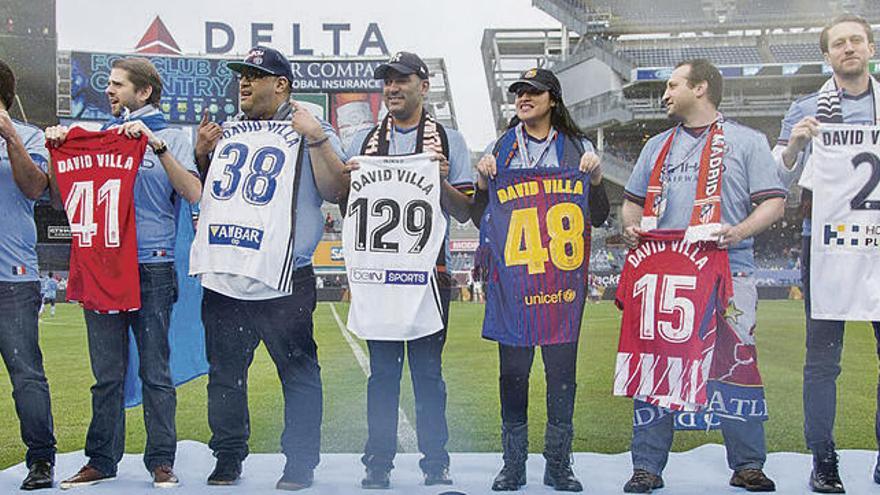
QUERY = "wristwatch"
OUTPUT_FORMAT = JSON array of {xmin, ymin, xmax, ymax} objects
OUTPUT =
[{"xmin": 152, "ymin": 140, "xmax": 168, "ymax": 156}]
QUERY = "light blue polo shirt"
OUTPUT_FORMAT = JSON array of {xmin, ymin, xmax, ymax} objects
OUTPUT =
[
  {"xmin": 625, "ymin": 119, "xmax": 786, "ymax": 275},
  {"xmin": 0, "ymin": 120, "xmax": 48, "ymax": 282}
]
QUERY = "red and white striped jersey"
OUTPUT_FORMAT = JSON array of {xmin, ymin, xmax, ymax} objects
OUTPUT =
[{"xmin": 613, "ymin": 229, "xmax": 733, "ymax": 411}]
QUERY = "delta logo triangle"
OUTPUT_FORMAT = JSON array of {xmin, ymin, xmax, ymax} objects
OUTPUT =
[{"xmin": 134, "ymin": 16, "xmax": 182, "ymax": 55}]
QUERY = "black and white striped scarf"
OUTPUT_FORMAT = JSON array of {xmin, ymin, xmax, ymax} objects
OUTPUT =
[{"xmin": 816, "ymin": 75, "xmax": 880, "ymax": 124}]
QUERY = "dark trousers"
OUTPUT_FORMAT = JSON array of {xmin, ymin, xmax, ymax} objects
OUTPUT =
[
  {"xmin": 801, "ymin": 235, "xmax": 880, "ymax": 456},
  {"xmin": 362, "ymin": 288, "xmax": 451, "ymax": 474},
  {"xmin": 83, "ymin": 262, "xmax": 177, "ymax": 474},
  {"xmin": 498, "ymin": 342, "xmax": 578, "ymax": 426},
  {"xmin": 203, "ymin": 267, "xmax": 322, "ymax": 472},
  {"xmin": 0, "ymin": 281, "xmax": 56, "ymax": 467}
]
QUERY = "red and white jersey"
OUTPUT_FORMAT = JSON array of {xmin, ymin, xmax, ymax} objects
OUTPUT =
[
  {"xmin": 613, "ymin": 230, "xmax": 733, "ymax": 411},
  {"xmin": 50, "ymin": 127, "xmax": 145, "ymax": 312}
]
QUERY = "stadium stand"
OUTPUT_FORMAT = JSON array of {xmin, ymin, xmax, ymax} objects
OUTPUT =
[
  {"xmin": 768, "ymin": 43, "xmax": 824, "ymax": 63},
  {"xmin": 620, "ymin": 45, "xmax": 762, "ymax": 67}
]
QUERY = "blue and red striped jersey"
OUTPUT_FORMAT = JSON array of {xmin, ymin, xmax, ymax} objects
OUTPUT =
[{"xmin": 478, "ymin": 166, "xmax": 591, "ymax": 346}]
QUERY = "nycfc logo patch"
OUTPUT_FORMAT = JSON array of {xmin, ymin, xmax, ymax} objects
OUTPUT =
[
  {"xmin": 208, "ymin": 224, "xmax": 263, "ymax": 250},
  {"xmin": 523, "ymin": 289, "xmax": 577, "ymax": 306}
]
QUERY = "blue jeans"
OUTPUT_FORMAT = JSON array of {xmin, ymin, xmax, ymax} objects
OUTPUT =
[
  {"xmin": 83, "ymin": 262, "xmax": 178, "ymax": 474},
  {"xmin": 362, "ymin": 288, "xmax": 451, "ymax": 474},
  {"xmin": 631, "ymin": 399, "xmax": 767, "ymax": 475},
  {"xmin": 801, "ymin": 235, "xmax": 880, "ymax": 456},
  {"xmin": 0, "ymin": 281, "xmax": 56, "ymax": 467},
  {"xmin": 202, "ymin": 266, "xmax": 322, "ymax": 472}
]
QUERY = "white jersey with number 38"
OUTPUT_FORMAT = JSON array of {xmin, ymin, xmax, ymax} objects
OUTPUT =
[{"xmin": 190, "ymin": 121, "xmax": 303, "ymax": 294}]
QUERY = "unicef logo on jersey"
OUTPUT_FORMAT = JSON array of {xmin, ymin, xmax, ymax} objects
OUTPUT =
[
  {"xmin": 208, "ymin": 223, "xmax": 264, "ymax": 250},
  {"xmin": 523, "ymin": 288, "xmax": 577, "ymax": 306}
]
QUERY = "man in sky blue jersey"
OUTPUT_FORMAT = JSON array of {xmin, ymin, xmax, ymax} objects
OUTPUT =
[
  {"xmin": 39, "ymin": 272, "xmax": 58, "ymax": 317},
  {"xmin": 773, "ymin": 14, "xmax": 880, "ymax": 493},
  {"xmin": 47, "ymin": 57, "xmax": 203, "ymax": 489},
  {"xmin": 0, "ymin": 59, "xmax": 56, "ymax": 491},
  {"xmin": 620, "ymin": 59, "xmax": 785, "ymax": 493},
  {"xmin": 343, "ymin": 51, "xmax": 473, "ymax": 489},
  {"xmin": 193, "ymin": 46, "xmax": 348, "ymax": 491}
]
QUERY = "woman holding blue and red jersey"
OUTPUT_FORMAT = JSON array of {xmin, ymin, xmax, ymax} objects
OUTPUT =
[{"xmin": 473, "ymin": 68, "xmax": 609, "ymax": 492}]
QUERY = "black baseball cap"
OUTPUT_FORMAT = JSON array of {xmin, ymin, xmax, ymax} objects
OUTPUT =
[
  {"xmin": 508, "ymin": 68, "xmax": 562, "ymax": 99},
  {"xmin": 374, "ymin": 51, "xmax": 429, "ymax": 80},
  {"xmin": 227, "ymin": 46, "xmax": 294, "ymax": 82}
]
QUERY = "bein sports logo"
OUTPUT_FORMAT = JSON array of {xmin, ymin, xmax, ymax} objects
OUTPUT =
[
  {"xmin": 823, "ymin": 223, "xmax": 880, "ymax": 248},
  {"xmin": 208, "ymin": 224, "xmax": 263, "ymax": 250},
  {"xmin": 523, "ymin": 289, "xmax": 577, "ymax": 306},
  {"xmin": 349, "ymin": 268, "xmax": 428, "ymax": 285}
]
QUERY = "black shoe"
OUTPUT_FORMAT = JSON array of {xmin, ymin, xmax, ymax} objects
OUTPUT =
[
  {"xmin": 623, "ymin": 469, "xmax": 664, "ymax": 493},
  {"xmin": 543, "ymin": 423, "xmax": 582, "ymax": 492},
  {"xmin": 810, "ymin": 451, "xmax": 844, "ymax": 493},
  {"xmin": 544, "ymin": 461, "xmax": 583, "ymax": 492},
  {"xmin": 873, "ymin": 457, "xmax": 879, "ymax": 485},
  {"xmin": 207, "ymin": 455, "xmax": 242, "ymax": 486},
  {"xmin": 21, "ymin": 460, "xmax": 53, "ymax": 491},
  {"xmin": 492, "ymin": 463, "xmax": 526, "ymax": 491},
  {"xmin": 731, "ymin": 468, "xmax": 776, "ymax": 492},
  {"xmin": 424, "ymin": 467, "xmax": 453, "ymax": 486},
  {"xmin": 276, "ymin": 467, "xmax": 314, "ymax": 491},
  {"xmin": 361, "ymin": 467, "xmax": 390, "ymax": 489}
]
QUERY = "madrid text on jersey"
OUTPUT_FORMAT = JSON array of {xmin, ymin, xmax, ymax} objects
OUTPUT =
[
  {"xmin": 55, "ymin": 153, "xmax": 136, "ymax": 174},
  {"xmin": 495, "ymin": 177, "xmax": 585, "ymax": 204},
  {"xmin": 626, "ymin": 238, "xmax": 710, "ymax": 271}
]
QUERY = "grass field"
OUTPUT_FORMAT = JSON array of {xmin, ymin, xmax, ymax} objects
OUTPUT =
[{"xmin": 0, "ymin": 300, "xmax": 878, "ymax": 469}]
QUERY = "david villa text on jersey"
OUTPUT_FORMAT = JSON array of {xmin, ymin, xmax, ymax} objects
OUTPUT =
[
  {"xmin": 56, "ymin": 154, "xmax": 135, "ymax": 174},
  {"xmin": 627, "ymin": 240, "xmax": 710, "ymax": 271},
  {"xmin": 496, "ymin": 178, "xmax": 584, "ymax": 204}
]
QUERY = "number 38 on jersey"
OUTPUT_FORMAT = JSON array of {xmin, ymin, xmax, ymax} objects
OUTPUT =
[{"xmin": 504, "ymin": 202, "xmax": 585, "ymax": 275}]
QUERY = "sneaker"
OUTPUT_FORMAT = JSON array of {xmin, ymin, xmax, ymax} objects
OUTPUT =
[
  {"xmin": 59, "ymin": 465, "xmax": 115, "ymax": 490},
  {"xmin": 152, "ymin": 465, "xmax": 179, "ymax": 489},
  {"xmin": 424, "ymin": 467, "xmax": 453, "ymax": 486},
  {"xmin": 276, "ymin": 468, "xmax": 313, "ymax": 491},
  {"xmin": 623, "ymin": 469, "xmax": 664, "ymax": 493},
  {"xmin": 873, "ymin": 456, "xmax": 879, "ymax": 485},
  {"xmin": 361, "ymin": 467, "xmax": 390, "ymax": 489},
  {"xmin": 20, "ymin": 460, "xmax": 53, "ymax": 491},
  {"xmin": 810, "ymin": 451, "xmax": 844, "ymax": 493},
  {"xmin": 207, "ymin": 455, "xmax": 241, "ymax": 486},
  {"xmin": 730, "ymin": 468, "xmax": 776, "ymax": 492}
]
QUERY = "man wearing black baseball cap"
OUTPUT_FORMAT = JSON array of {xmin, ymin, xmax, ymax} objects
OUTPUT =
[
  {"xmin": 342, "ymin": 50, "xmax": 474, "ymax": 489},
  {"xmin": 194, "ymin": 45, "xmax": 348, "ymax": 491},
  {"xmin": 373, "ymin": 51, "xmax": 430, "ymax": 81}
]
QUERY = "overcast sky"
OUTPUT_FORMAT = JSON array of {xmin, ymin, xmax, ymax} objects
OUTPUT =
[{"xmin": 57, "ymin": 0, "xmax": 560, "ymax": 149}]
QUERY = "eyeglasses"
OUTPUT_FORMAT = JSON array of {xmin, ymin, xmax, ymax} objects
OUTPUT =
[
  {"xmin": 515, "ymin": 86, "xmax": 546, "ymax": 97},
  {"xmin": 237, "ymin": 71, "xmax": 274, "ymax": 82}
]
